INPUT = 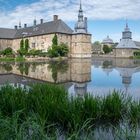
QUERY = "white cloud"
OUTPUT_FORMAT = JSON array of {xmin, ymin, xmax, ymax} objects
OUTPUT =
[{"xmin": 0, "ymin": 0, "xmax": 140, "ymax": 28}]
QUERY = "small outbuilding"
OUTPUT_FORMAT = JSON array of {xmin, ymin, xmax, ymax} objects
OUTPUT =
[{"xmin": 115, "ymin": 23, "xmax": 140, "ymax": 58}]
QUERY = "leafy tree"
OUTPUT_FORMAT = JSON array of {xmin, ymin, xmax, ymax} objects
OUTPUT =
[{"xmin": 103, "ymin": 45, "xmax": 112, "ymax": 54}]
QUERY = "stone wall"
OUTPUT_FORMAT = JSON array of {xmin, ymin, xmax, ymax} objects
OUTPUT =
[
  {"xmin": 71, "ymin": 34, "xmax": 92, "ymax": 58},
  {"xmin": 0, "ymin": 32, "xmax": 92, "ymax": 58},
  {"xmin": 12, "ymin": 33, "xmax": 72, "ymax": 53},
  {"xmin": 0, "ymin": 39, "xmax": 13, "ymax": 50},
  {"xmin": 12, "ymin": 34, "xmax": 55, "ymax": 52},
  {"xmin": 114, "ymin": 48, "xmax": 138, "ymax": 58}
]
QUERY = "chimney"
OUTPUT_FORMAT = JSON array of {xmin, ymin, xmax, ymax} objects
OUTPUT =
[
  {"xmin": 40, "ymin": 19, "xmax": 43, "ymax": 24},
  {"xmin": 24, "ymin": 24, "xmax": 27, "ymax": 28},
  {"xmin": 53, "ymin": 15, "xmax": 58, "ymax": 21},
  {"xmin": 19, "ymin": 22, "xmax": 21, "ymax": 29},
  {"xmin": 14, "ymin": 25, "xmax": 18, "ymax": 30},
  {"xmin": 34, "ymin": 19, "xmax": 37, "ymax": 26}
]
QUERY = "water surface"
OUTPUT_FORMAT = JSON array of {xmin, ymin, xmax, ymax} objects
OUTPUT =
[{"xmin": 0, "ymin": 58, "xmax": 140, "ymax": 98}]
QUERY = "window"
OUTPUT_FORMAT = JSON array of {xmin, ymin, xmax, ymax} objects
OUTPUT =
[{"xmin": 32, "ymin": 43, "xmax": 36, "ymax": 48}]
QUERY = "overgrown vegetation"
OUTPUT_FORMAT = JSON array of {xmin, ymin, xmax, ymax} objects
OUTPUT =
[
  {"xmin": 48, "ymin": 34, "xmax": 69, "ymax": 58},
  {"xmin": 0, "ymin": 84, "xmax": 140, "ymax": 139}
]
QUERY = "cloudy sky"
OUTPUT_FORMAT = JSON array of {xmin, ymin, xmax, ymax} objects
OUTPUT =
[{"xmin": 0, "ymin": 0, "xmax": 140, "ymax": 42}]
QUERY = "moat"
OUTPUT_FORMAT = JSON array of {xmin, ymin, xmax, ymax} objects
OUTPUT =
[{"xmin": 0, "ymin": 57, "xmax": 140, "ymax": 98}]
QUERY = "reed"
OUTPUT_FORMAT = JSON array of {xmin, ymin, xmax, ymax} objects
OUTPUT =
[{"xmin": 0, "ymin": 84, "xmax": 140, "ymax": 139}]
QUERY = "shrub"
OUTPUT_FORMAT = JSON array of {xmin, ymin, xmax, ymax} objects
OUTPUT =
[
  {"xmin": 134, "ymin": 51, "xmax": 140, "ymax": 56},
  {"xmin": 3, "ymin": 47, "xmax": 13, "ymax": 56}
]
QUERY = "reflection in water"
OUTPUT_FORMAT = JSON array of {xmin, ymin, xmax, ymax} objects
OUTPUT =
[
  {"xmin": 48, "ymin": 60, "xmax": 69, "ymax": 83},
  {"xmin": 0, "ymin": 58, "xmax": 140, "ymax": 97}
]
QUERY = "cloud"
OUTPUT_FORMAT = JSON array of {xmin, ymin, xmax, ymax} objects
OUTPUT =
[{"xmin": 0, "ymin": 0, "xmax": 140, "ymax": 28}]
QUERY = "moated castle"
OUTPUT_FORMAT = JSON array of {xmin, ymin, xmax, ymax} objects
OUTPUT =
[{"xmin": 0, "ymin": 2, "xmax": 92, "ymax": 58}]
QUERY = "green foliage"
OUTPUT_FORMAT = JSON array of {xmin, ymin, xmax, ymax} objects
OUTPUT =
[
  {"xmin": 27, "ymin": 49, "xmax": 43, "ymax": 56},
  {"xmin": 52, "ymin": 34, "xmax": 58, "ymax": 46},
  {"xmin": 48, "ymin": 35, "xmax": 69, "ymax": 58},
  {"xmin": 134, "ymin": 51, "xmax": 140, "ymax": 56},
  {"xmin": 0, "ymin": 47, "xmax": 14, "ymax": 57},
  {"xmin": 0, "ymin": 57, "xmax": 15, "ymax": 62},
  {"xmin": 15, "ymin": 56, "xmax": 26, "ymax": 62},
  {"xmin": 0, "ymin": 84, "xmax": 140, "ymax": 139},
  {"xmin": 25, "ymin": 39, "xmax": 29, "ymax": 53},
  {"xmin": 3, "ymin": 47, "xmax": 13, "ymax": 55},
  {"xmin": 19, "ymin": 39, "xmax": 30, "ymax": 56},
  {"xmin": 103, "ymin": 45, "xmax": 112, "ymax": 54},
  {"xmin": 20, "ymin": 39, "xmax": 24, "ymax": 52}
]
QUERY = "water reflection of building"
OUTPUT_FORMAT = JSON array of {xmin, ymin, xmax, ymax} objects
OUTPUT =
[
  {"xmin": 0, "ymin": 59, "xmax": 91, "ymax": 97},
  {"xmin": 116, "ymin": 66, "xmax": 140, "ymax": 92},
  {"xmin": 74, "ymin": 83, "xmax": 87, "ymax": 97},
  {"xmin": 70, "ymin": 59, "xmax": 91, "ymax": 96},
  {"xmin": 92, "ymin": 58, "xmax": 140, "ymax": 93}
]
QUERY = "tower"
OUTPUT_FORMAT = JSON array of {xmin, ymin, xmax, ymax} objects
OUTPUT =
[
  {"xmin": 75, "ymin": 0, "xmax": 88, "ymax": 33},
  {"xmin": 122, "ymin": 22, "xmax": 132, "ymax": 39},
  {"xmin": 71, "ymin": 0, "xmax": 92, "ymax": 58}
]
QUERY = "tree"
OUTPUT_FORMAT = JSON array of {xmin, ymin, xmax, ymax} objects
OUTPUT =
[
  {"xmin": 25, "ymin": 39, "xmax": 29, "ymax": 53},
  {"xmin": 103, "ymin": 45, "xmax": 112, "ymax": 54},
  {"xmin": 92, "ymin": 41, "xmax": 102, "ymax": 53},
  {"xmin": 52, "ymin": 34, "xmax": 58, "ymax": 46},
  {"xmin": 20, "ymin": 39, "xmax": 24, "ymax": 52}
]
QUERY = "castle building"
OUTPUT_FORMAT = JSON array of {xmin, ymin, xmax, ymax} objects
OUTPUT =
[
  {"xmin": 115, "ymin": 23, "xmax": 140, "ymax": 58},
  {"xmin": 102, "ymin": 35, "xmax": 114, "ymax": 47},
  {"xmin": 0, "ymin": 2, "xmax": 92, "ymax": 58}
]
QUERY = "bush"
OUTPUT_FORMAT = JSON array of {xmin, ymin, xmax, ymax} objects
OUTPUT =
[
  {"xmin": 134, "ymin": 51, "xmax": 140, "ymax": 56},
  {"xmin": 2, "ymin": 47, "xmax": 13, "ymax": 56}
]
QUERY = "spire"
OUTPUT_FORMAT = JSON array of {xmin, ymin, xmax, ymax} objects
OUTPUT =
[
  {"xmin": 125, "ymin": 19, "xmax": 130, "ymax": 31},
  {"xmin": 80, "ymin": 0, "xmax": 82, "ymax": 10},
  {"xmin": 75, "ymin": 0, "xmax": 88, "ymax": 33}
]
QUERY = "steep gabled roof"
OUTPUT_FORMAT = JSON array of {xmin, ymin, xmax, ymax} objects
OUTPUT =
[
  {"xmin": 14, "ymin": 19, "xmax": 73, "ymax": 38},
  {"xmin": 0, "ymin": 28, "xmax": 16, "ymax": 39},
  {"xmin": 134, "ymin": 41, "xmax": 140, "ymax": 48},
  {"xmin": 0, "ymin": 19, "xmax": 73, "ymax": 39}
]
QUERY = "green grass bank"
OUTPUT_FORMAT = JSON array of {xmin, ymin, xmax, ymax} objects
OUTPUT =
[{"xmin": 0, "ymin": 84, "xmax": 140, "ymax": 139}]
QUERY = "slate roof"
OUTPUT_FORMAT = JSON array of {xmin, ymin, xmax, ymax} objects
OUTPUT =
[
  {"xmin": 0, "ymin": 28, "xmax": 16, "ymax": 39},
  {"xmin": 0, "ymin": 19, "xmax": 73, "ymax": 39},
  {"xmin": 117, "ymin": 39, "xmax": 139, "ymax": 49},
  {"xmin": 134, "ymin": 41, "xmax": 140, "ymax": 48}
]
